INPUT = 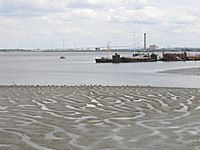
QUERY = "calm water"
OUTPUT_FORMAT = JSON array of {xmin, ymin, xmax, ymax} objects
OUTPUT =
[{"xmin": 0, "ymin": 52, "xmax": 200, "ymax": 88}]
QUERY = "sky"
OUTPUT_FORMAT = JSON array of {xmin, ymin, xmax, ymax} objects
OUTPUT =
[{"xmin": 0, "ymin": 0, "xmax": 200, "ymax": 49}]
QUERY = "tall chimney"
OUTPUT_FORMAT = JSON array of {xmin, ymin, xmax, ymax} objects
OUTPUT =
[{"xmin": 144, "ymin": 33, "xmax": 147, "ymax": 50}]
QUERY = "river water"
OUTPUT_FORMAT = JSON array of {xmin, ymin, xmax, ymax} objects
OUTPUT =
[{"xmin": 0, "ymin": 52, "xmax": 200, "ymax": 88}]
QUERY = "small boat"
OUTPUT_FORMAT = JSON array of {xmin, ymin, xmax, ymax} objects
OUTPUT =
[{"xmin": 60, "ymin": 56, "xmax": 65, "ymax": 59}]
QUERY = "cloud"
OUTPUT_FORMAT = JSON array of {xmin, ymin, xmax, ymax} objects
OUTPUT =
[
  {"xmin": 0, "ymin": 0, "xmax": 68, "ymax": 16},
  {"xmin": 67, "ymin": 0, "xmax": 147, "ymax": 9},
  {"xmin": 157, "ymin": 6, "xmax": 197, "ymax": 25},
  {"xmin": 0, "ymin": 0, "xmax": 200, "ymax": 48},
  {"xmin": 174, "ymin": 24, "xmax": 200, "ymax": 33},
  {"xmin": 108, "ymin": 6, "xmax": 165, "ymax": 24}
]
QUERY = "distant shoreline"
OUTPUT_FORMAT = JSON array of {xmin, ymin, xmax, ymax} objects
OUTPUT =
[
  {"xmin": 0, "ymin": 85, "xmax": 198, "ymax": 89},
  {"xmin": 0, "ymin": 49, "xmax": 200, "ymax": 53}
]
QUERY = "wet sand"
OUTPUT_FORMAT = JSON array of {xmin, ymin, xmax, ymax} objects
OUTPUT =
[
  {"xmin": 0, "ymin": 86, "xmax": 200, "ymax": 150},
  {"xmin": 159, "ymin": 67, "xmax": 200, "ymax": 76}
]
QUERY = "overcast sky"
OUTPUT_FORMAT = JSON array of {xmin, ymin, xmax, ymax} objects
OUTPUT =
[{"xmin": 0, "ymin": 0, "xmax": 200, "ymax": 49}]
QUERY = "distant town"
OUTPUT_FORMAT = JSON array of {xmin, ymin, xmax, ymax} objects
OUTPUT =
[{"xmin": 1, "ymin": 33, "xmax": 200, "ymax": 53}]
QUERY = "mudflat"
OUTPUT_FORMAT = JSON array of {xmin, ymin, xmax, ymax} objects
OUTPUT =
[
  {"xmin": 159, "ymin": 67, "xmax": 200, "ymax": 76},
  {"xmin": 0, "ymin": 86, "xmax": 200, "ymax": 150}
]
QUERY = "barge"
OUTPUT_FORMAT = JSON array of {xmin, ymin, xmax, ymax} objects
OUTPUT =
[
  {"xmin": 96, "ymin": 53, "xmax": 157, "ymax": 63},
  {"xmin": 161, "ymin": 52, "xmax": 200, "ymax": 61}
]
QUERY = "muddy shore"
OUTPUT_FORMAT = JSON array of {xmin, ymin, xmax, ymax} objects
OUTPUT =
[
  {"xmin": 159, "ymin": 67, "xmax": 200, "ymax": 76},
  {"xmin": 0, "ymin": 86, "xmax": 200, "ymax": 150}
]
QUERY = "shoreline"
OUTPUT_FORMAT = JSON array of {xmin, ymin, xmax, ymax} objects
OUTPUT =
[{"xmin": 0, "ymin": 85, "xmax": 199, "ymax": 89}]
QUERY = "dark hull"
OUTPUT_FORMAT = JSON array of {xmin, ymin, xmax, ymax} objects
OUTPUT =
[
  {"xmin": 96, "ymin": 57, "xmax": 156, "ymax": 63},
  {"xmin": 120, "ymin": 57, "xmax": 156, "ymax": 63},
  {"xmin": 95, "ymin": 58, "xmax": 112, "ymax": 63}
]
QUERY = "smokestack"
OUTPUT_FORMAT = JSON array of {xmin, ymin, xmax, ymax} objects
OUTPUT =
[{"xmin": 144, "ymin": 33, "xmax": 147, "ymax": 50}]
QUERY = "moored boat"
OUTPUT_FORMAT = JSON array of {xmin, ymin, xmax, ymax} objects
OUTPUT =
[
  {"xmin": 95, "ymin": 53, "xmax": 157, "ymax": 63},
  {"xmin": 95, "ymin": 57, "xmax": 112, "ymax": 63},
  {"xmin": 60, "ymin": 56, "xmax": 65, "ymax": 59}
]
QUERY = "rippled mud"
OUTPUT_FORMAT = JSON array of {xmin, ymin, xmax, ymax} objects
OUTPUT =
[{"xmin": 0, "ymin": 86, "xmax": 200, "ymax": 150}]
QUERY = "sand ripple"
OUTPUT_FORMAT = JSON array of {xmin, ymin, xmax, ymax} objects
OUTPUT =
[{"xmin": 0, "ymin": 86, "xmax": 200, "ymax": 150}]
